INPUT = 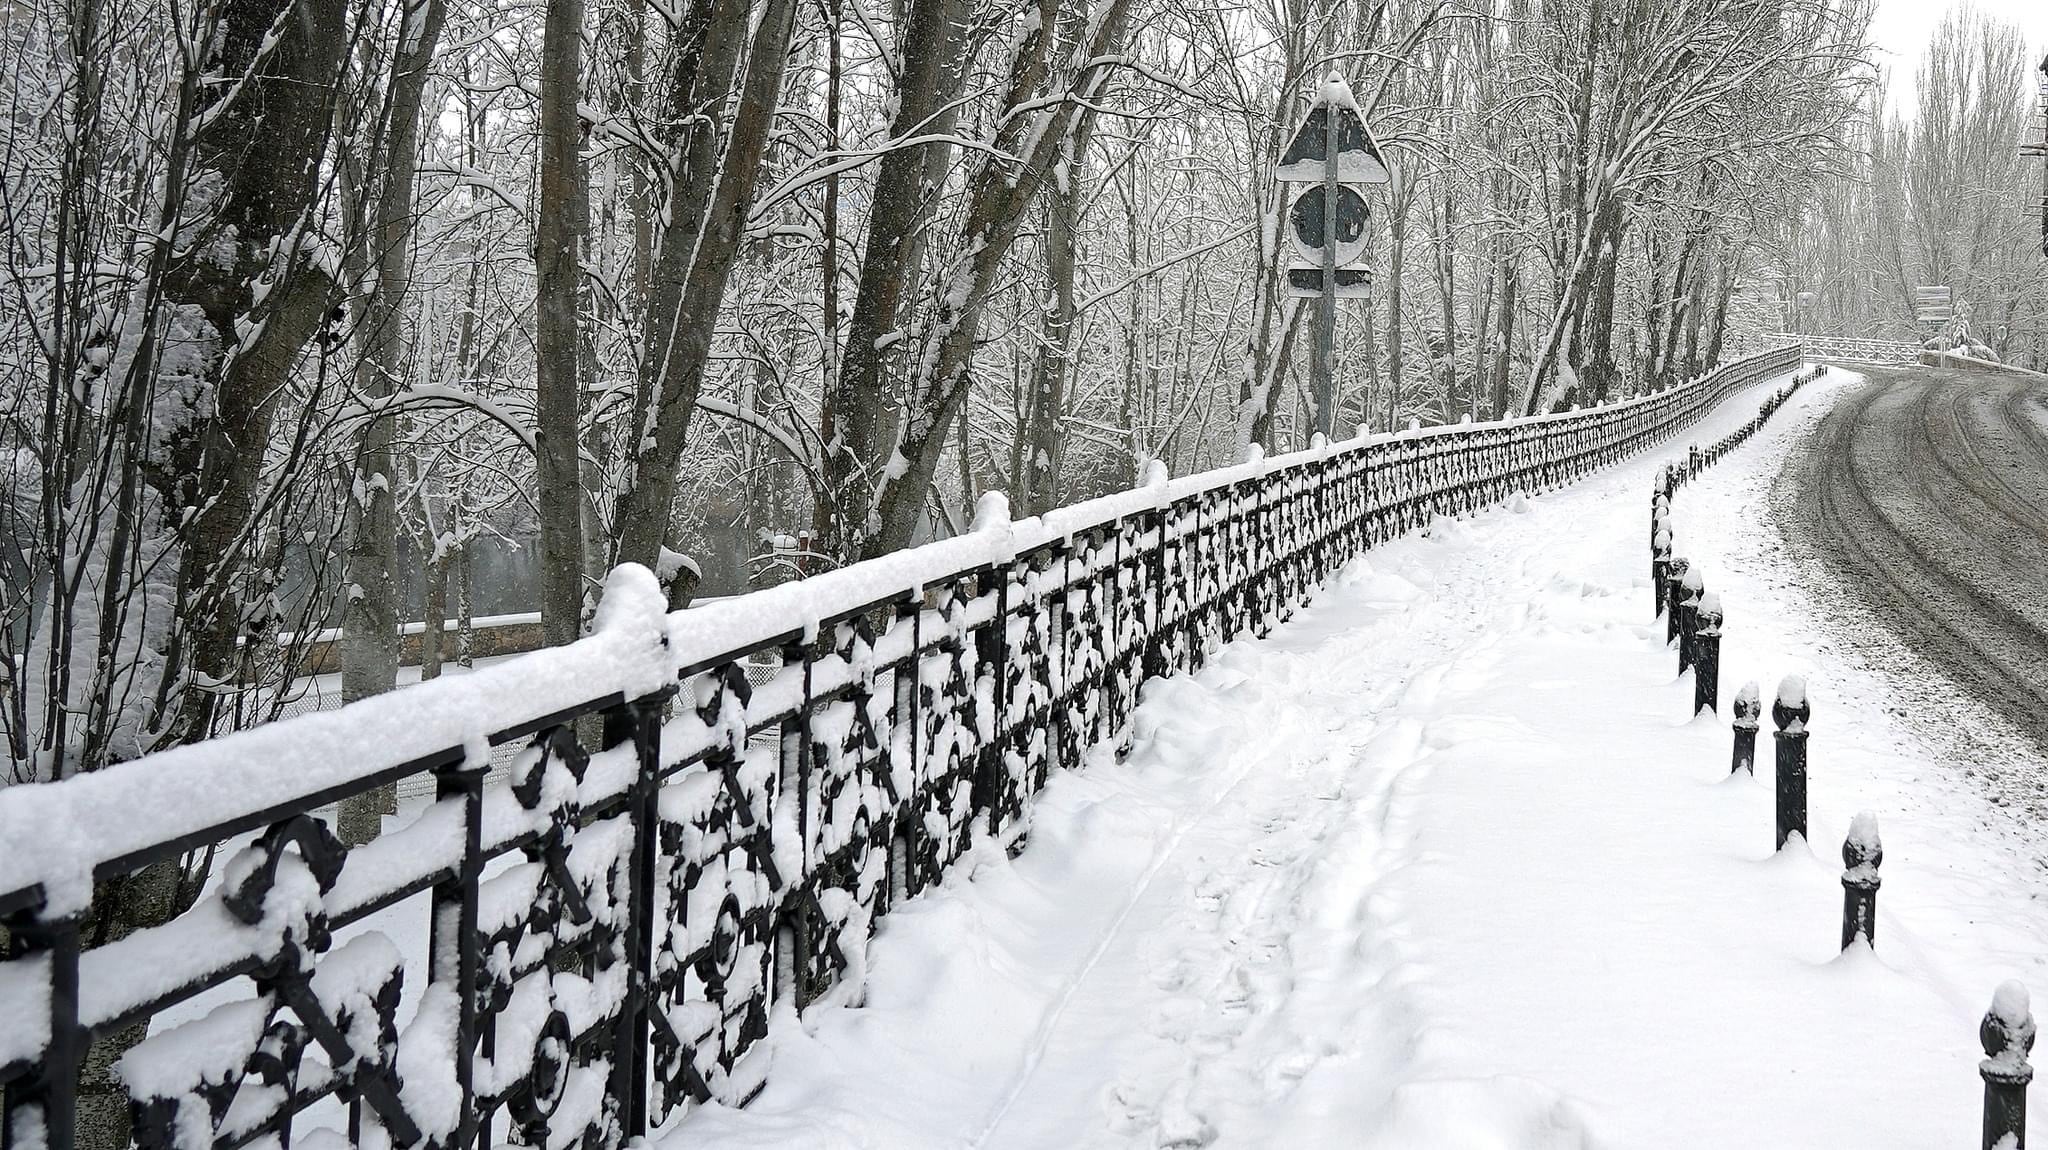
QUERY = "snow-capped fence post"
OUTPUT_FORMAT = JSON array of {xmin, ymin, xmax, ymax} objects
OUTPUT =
[
  {"xmin": 1664, "ymin": 557, "xmax": 1691, "ymax": 647},
  {"xmin": 1839, "ymin": 812, "xmax": 1881, "ymax": 951},
  {"xmin": 1651, "ymin": 529, "xmax": 1672, "ymax": 620},
  {"xmin": 1692, "ymin": 593, "xmax": 1722, "ymax": 714},
  {"xmin": 603, "ymin": 688, "xmax": 672, "ymax": 1139},
  {"xmin": 1677, "ymin": 568, "xmax": 1705, "ymax": 675},
  {"xmin": 1773, "ymin": 676, "xmax": 1810, "ymax": 850},
  {"xmin": 431, "ymin": 742, "xmax": 491, "ymax": 1146},
  {"xmin": 1731, "ymin": 681, "xmax": 1761, "ymax": 774},
  {"xmin": 1982, "ymin": 981, "xmax": 2035, "ymax": 1150},
  {"xmin": 1, "ymin": 911, "xmax": 81, "ymax": 1150}
]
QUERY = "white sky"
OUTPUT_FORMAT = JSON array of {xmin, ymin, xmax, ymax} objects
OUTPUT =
[{"xmin": 1868, "ymin": 0, "xmax": 2048, "ymax": 113}]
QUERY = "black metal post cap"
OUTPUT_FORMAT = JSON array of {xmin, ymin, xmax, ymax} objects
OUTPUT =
[
  {"xmin": 1696, "ymin": 592, "xmax": 1723, "ymax": 636},
  {"xmin": 1733, "ymin": 681, "xmax": 1762, "ymax": 727},
  {"xmin": 1983, "ymin": 981, "xmax": 2037, "ymax": 1087},
  {"xmin": 1773, "ymin": 675, "xmax": 1810, "ymax": 731},
  {"xmin": 1842, "ymin": 811, "xmax": 1882, "ymax": 891}
]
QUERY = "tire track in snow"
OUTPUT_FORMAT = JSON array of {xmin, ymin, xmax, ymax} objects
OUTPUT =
[{"xmin": 1784, "ymin": 366, "xmax": 2048, "ymax": 757}]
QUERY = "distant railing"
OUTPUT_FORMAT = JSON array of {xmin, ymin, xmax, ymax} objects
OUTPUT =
[
  {"xmin": 1776, "ymin": 333, "xmax": 1921, "ymax": 365},
  {"xmin": 0, "ymin": 344, "xmax": 1803, "ymax": 1150}
]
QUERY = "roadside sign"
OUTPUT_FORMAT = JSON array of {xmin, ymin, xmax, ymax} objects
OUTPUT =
[
  {"xmin": 1272, "ymin": 74, "xmax": 1385, "ymax": 435},
  {"xmin": 1277, "ymin": 92, "xmax": 1390, "ymax": 184},
  {"xmin": 1284, "ymin": 268, "xmax": 1373, "ymax": 299},
  {"xmin": 1288, "ymin": 183, "xmax": 1369, "ymax": 265},
  {"xmin": 1914, "ymin": 285, "xmax": 1953, "ymax": 328}
]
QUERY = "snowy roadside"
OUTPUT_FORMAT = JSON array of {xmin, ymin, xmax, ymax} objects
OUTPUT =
[{"xmin": 664, "ymin": 368, "xmax": 2048, "ymax": 1149}]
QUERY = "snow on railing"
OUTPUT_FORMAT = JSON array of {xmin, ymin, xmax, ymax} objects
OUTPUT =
[
  {"xmin": 1775, "ymin": 333, "xmax": 1921, "ymax": 365},
  {"xmin": 0, "ymin": 344, "xmax": 1803, "ymax": 1150}
]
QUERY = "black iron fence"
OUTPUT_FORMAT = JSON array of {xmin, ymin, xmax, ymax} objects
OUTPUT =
[{"xmin": 0, "ymin": 344, "xmax": 1803, "ymax": 1150}]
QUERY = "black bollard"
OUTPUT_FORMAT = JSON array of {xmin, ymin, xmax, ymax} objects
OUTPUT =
[
  {"xmin": 1773, "ymin": 675, "xmax": 1810, "ymax": 850},
  {"xmin": 1693, "ymin": 592, "xmax": 1722, "ymax": 714},
  {"xmin": 1677, "ymin": 569, "xmax": 1705, "ymax": 675},
  {"xmin": 1665, "ymin": 557, "xmax": 1691, "ymax": 646},
  {"xmin": 1840, "ymin": 812, "xmax": 1882, "ymax": 950},
  {"xmin": 1731, "ymin": 681, "xmax": 1760, "ymax": 774},
  {"xmin": 1983, "ymin": 981, "xmax": 2036, "ymax": 1150},
  {"xmin": 1652, "ymin": 529, "xmax": 1672, "ymax": 617}
]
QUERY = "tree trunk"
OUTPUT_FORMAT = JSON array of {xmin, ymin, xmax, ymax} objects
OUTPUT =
[
  {"xmin": 1703, "ymin": 241, "xmax": 1738, "ymax": 369},
  {"xmin": 421, "ymin": 548, "xmax": 448, "ymax": 681},
  {"xmin": 338, "ymin": 0, "xmax": 448, "ymax": 845},
  {"xmin": 1021, "ymin": 153, "xmax": 1081, "ymax": 516},
  {"xmin": 85, "ymin": 0, "xmax": 348, "ymax": 1135},
  {"xmin": 455, "ymin": 539, "xmax": 474, "ymax": 668},
  {"xmin": 1489, "ymin": 253, "xmax": 1519, "ymax": 420},
  {"xmin": 609, "ymin": 0, "xmax": 799, "ymax": 576},
  {"xmin": 823, "ymin": 0, "xmax": 972, "ymax": 553},
  {"xmin": 1385, "ymin": 192, "xmax": 1408, "ymax": 427},
  {"xmin": 1434, "ymin": 185, "xmax": 1461, "ymax": 415},
  {"xmin": 156, "ymin": 0, "xmax": 348, "ymax": 751},
  {"xmin": 536, "ymin": 0, "xmax": 587, "ymax": 651},
  {"xmin": 1580, "ymin": 198, "xmax": 1625, "ymax": 402},
  {"xmin": 863, "ymin": 0, "xmax": 1138, "ymax": 557}
]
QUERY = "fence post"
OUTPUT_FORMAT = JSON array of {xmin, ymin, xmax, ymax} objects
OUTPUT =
[
  {"xmin": 1840, "ymin": 811, "xmax": 1881, "ymax": 951},
  {"xmin": 1693, "ymin": 592, "xmax": 1721, "ymax": 714},
  {"xmin": 1773, "ymin": 675, "xmax": 1810, "ymax": 850},
  {"xmin": 2, "ymin": 911, "xmax": 80, "ymax": 1150},
  {"xmin": 1652, "ymin": 528, "xmax": 1672, "ymax": 610},
  {"xmin": 1731, "ymin": 681, "xmax": 1760, "ymax": 774},
  {"xmin": 1983, "ymin": 981, "xmax": 2035, "ymax": 1150},
  {"xmin": 603, "ymin": 690, "xmax": 667, "ymax": 1141},
  {"xmin": 1677, "ymin": 568, "xmax": 1705, "ymax": 674},
  {"xmin": 1664, "ymin": 557, "xmax": 1691, "ymax": 646}
]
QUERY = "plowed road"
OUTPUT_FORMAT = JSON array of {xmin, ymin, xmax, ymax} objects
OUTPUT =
[{"xmin": 1779, "ymin": 365, "xmax": 2048, "ymax": 749}]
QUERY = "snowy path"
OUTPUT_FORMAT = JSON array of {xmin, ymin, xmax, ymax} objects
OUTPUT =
[{"xmin": 668, "ymin": 368, "xmax": 2048, "ymax": 1149}]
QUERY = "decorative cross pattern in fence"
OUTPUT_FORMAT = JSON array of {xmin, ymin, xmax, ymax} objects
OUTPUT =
[
  {"xmin": 0, "ymin": 344, "xmax": 1803, "ymax": 1150},
  {"xmin": 1774, "ymin": 333, "xmax": 1921, "ymax": 365}
]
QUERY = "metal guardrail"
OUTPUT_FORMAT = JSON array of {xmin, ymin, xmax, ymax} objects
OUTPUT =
[{"xmin": 0, "ymin": 345, "xmax": 1803, "ymax": 1150}]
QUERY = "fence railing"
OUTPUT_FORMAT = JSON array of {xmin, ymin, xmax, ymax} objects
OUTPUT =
[
  {"xmin": 0, "ymin": 344, "xmax": 1803, "ymax": 1150},
  {"xmin": 1775, "ymin": 333, "xmax": 1921, "ymax": 364}
]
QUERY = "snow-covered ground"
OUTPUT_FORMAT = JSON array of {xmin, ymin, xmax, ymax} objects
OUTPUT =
[{"xmin": 663, "ymin": 368, "xmax": 2048, "ymax": 1149}]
